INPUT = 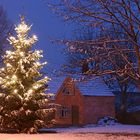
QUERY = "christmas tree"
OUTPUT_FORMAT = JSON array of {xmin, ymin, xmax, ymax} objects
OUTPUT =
[{"xmin": 0, "ymin": 16, "xmax": 55, "ymax": 133}]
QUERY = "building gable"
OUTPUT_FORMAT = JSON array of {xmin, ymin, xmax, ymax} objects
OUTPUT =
[
  {"xmin": 48, "ymin": 76, "xmax": 114, "ymax": 98},
  {"xmin": 55, "ymin": 77, "xmax": 83, "ymax": 98}
]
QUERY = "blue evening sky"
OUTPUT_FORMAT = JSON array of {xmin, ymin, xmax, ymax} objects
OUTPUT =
[{"xmin": 0, "ymin": 0, "xmax": 73, "ymax": 74}]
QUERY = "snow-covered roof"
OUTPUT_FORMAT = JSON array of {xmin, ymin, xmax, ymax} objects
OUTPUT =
[
  {"xmin": 127, "ymin": 105, "xmax": 140, "ymax": 113},
  {"xmin": 75, "ymin": 78, "xmax": 114, "ymax": 96},
  {"xmin": 130, "ymin": 87, "xmax": 140, "ymax": 92},
  {"xmin": 48, "ymin": 76, "xmax": 114, "ymax": 97},
  {"xmin": 47, "ymin": 76, "xmax": 66, "ymax": 94}
]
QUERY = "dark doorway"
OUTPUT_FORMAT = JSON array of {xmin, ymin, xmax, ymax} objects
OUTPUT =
[{"xmin": 72, "ymin": 105, "xmax": 79, "ymax": 125}]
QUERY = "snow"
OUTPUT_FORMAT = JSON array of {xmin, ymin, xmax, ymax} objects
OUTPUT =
[
  {"xmin": 0, "ymin": 125, "xmax": 140, "ymax": 140},
  {"xmin": 41, "ymin": 124, "xmax": 140, "ymax": 134},
  {"xmin": 76, "ymin": 77, "xmax": 114, "ymax": 96},
  {"xmin": 127, "ymin": 105, "xmax": 140, "ymax": 112},
  {"xmin": 97, "ymin": 116, "xmax": 118, "ymax": 125},
  {"xmin": 47, "ymin": 76, "xmax": 65, "ymax": 94},
  {"xmin": 0, "ymin": 133, "xmax": 139, "ymax": 140}
]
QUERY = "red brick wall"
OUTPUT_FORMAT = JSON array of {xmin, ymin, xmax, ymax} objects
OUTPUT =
[
  {"xmin": 54, "ymin": 77, "xmax": 115, "ymax": 126},
  {"xmin": 55, "ymin": 77, "xmax": 85, "ymax": 126},
  {"xmin": 83, "ymin": 96, "xmax": 115, "ymax": 124}
]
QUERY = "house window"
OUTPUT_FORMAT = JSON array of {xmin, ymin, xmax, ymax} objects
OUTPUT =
[
  {"xmin": 62, "ymin": 87, "xmax": 74, "ymax": 95},
  {"xmin": 58, "ymin": 107, "xmax": 71, "ymax": 118},
  {"xmin": 62, "ymin": 88, "xmax": 70, "ymax": 95}
]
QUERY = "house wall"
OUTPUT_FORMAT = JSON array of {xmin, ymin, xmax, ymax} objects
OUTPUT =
[
  {"xmin": 55, "ymin": 77, "xmax": 85, "ymax": 126},
  {"xmin": 54, "ymin": 77, "xmax": 115, "ymax": 126},
  {"xmin": 83, "ymin": 96, "xmax": 115, "ymax": 124}
]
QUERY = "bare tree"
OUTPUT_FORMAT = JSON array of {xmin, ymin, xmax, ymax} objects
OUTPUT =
[
  {"xmin": 62, "ymin": 25, "xmax": 136, "ymax": 112},
  {"xmin": 0, "ymin": 6, "xmax": 13, "ymax": 63},
  {"xmin": 48, "ymin": 0, "xmax": 140, "ymax": 85}
]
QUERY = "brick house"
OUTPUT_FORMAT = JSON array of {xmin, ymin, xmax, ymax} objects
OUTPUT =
[{"xmin": 48, "ymin": 76, "xmax": 115, "ymax": 126}]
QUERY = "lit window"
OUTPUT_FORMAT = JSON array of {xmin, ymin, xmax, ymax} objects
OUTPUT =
[{"xmin": 58, "ymin": 107, "xmax": 71, "ymax": 118}]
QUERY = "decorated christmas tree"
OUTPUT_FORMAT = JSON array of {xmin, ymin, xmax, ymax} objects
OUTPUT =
[{"xmin": 0, "ymin": 16, "xmax": 55, "ymax": 133}]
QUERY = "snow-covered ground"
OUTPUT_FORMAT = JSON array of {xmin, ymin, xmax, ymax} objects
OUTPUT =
[
  {"xmin": 0, "ymin": 132, "xmax": 139, "ymax": 140},
  {"xmin": 0, "ymin": 125, "xmax": 140, "ymax": 140},
  {"xmin": 41, "ymin": 124, "xmax": 140, "ymax": 134}
]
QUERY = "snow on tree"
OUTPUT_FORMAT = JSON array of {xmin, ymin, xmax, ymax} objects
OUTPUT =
[
  {"xmin": 0, "ymin": 16, "xmax": 55, "ymax": 133},
  {"xmin": 48, "ymin": 0, "xmax": 140, "ymax": 82},
  {"xmin": 48, "ymin": 0, "xmax": 140, "ymax": 113}
]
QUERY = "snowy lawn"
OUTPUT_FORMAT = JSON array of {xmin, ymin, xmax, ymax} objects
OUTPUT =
[
  {"xmin": 41, "ymin": 124, "xmax": 140, "ymax": 134},
  {"xmin": 0, "ymin": 133, "xmax": 140, "ymax": 140},
  {"xmin": 0, "ymin": 125, "xmax": 140, "ymax": 140}
]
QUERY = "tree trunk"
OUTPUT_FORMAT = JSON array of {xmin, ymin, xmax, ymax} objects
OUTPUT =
[{"xmin": 120, "ymin": 91, "xmax": 127, "ymax": 113}]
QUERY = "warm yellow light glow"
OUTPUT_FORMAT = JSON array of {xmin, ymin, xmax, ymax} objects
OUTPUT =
[
  {"xmin": 9, "ymin": 36, "xmax": 16, "ymax": 41},
  {"xmin": 36, "ymin": 62, "xmax": 41, "ymax": 66},
  {"xmin": 28, "ymin": 89, "xmax": 33, "ymax": 94},
  {"xmin": 17, "ymin": 46, "xmax": 21, "ymax": 49},
  {"xmin": 9, "ymin": 56, "xmax": 14, "ymax": 59},
  {"xmin": 0, "ymin": 17, "xmax": 50, "ymax": 114},
  {"xmin": 6, "ymin": 76, "xmax": 9, "ymax": 79},
  {"xmin": 6, "ymin": 63, "xmax": 12, "ymax": 67},
  {"xmin": 19, "ymin": 52, "xmax": 25, "ymax": 57},
  {"xmin": 14, "ymin": 89, "xmax": 18, "ymax": 93},
  {"xmin": 43, "ymin": 62, "xmax": 47, "ymax": 65},
  {"xmin": 6, "ymin": 51, "xmax": 12, "ymax": 55},
  {"xmin": 15, "ymin": 22, "xmax": 31, "ymax": 34},
  {"xmin": 0, "ymin": 68, "xmax": 4, "ymax": 71},
  {"xmin": 33, "ymin": 35, "xmax": 38, "ymax": 41},
  {"xmin": 11, "ymin": 80, "xmax": 16, "ymax": 84},
  {"xmin": 12, "ymin": 75, "xmax": 17, "ymax": 79},
  {"xmin": 7, "ymin": 82, "xmax": 10, "ymax": 86},
  {"xmin": 33, "ymin": 85, "xmax": 39, "ymax": 89}
]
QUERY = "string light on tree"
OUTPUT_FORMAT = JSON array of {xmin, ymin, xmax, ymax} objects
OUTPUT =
[{"xmin": 0, "ymin": 16, "xmax": 55, "ymax": 133}]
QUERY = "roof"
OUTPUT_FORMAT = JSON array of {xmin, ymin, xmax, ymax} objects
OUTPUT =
[
  {"xmin": 48, "ymin": 76, "xmax": 114, "ymax": 97},
  {"xmin": 75, "ymin": 78, "xmax": 114, "ymax": 96},
  {"xmin": 47, "ymin": 76, "xmax": 66, "ymax": 94},
  {"xmin": 113, "ymin": 86, "xmax": 140, "ymax": 93},
  {"xmin": 127, "ymin": 105, "xmax": 140, "ymax": 113}
]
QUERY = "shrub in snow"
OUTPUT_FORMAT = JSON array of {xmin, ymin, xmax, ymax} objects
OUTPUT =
[{"xmin": 98, "ymin": 116, "xmax": 118, "ymax": 126}]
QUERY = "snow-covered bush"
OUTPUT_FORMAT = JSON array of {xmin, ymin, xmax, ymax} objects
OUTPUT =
[{"xmin": 98, "ymin": 116, "xmax": 118, "ymax": 126}]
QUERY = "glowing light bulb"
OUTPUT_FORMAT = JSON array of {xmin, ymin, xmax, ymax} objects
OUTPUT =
[
  {"xmin": 0, "ymin": 68, "xmax": 4, "ymax": 71},
  {"xmin": 19, "ymin": 52, "xmax": 24, "ymax": 57},
  {"xmin": 12, "ymin": 75, "xmax": 17, "ymax": 80},
  {"xmin": 10, "ymin": 56, "xmax": 14, "ymax": 59},
  {"xmin": 17, "ymin": 46, "xmax": 21, "ymax": 49},
  {"xmin": 14, "ymin": 89, "xmax": 18, "ymax": 93},
  {"xmin": 33, "ymin": 85, "xmax": 38, "ymax": 89},
  {"xmin": 44, "ymin": 76, "xmax": 50, "ymax": 81},
  {"xmin": 9, "ymin": 36, "xmax": 15, "ymax": 40},
  {"xmin": 6, "ymin": 63, "xmax": 12, "ymax": 67},
  {"xmin": 36, "ymin": 50, "xmax": 40, "ymax": 54},
  {"xmin": 15, "ymin": 22, "xmax": 30, "ymax": 34},
  {"xmin": 7, "ymin": 82, "xmax": 10, "ymax": 85},
  {"xmin": 36, "ymin": 62, "xmax": 40, "ymax": 66},
  {"xmin": 28, "ymin": 89, "xmax": 33, "ymax": 94},
  {"xmin": 6, "ymin": 51, "xmax": 12, "ymax": 55},
  {"xmin": 43, "ymin": 62, "xmax": 47, "ymax": 65},
  {"xmin": 33, "ymin": 35, "xmax": 38, "ymax": 41},
  {"xmin": 11, "ymin": 80, "xmax": 16, "ymax": 84}
]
